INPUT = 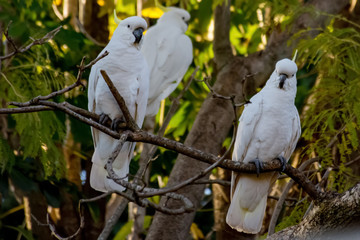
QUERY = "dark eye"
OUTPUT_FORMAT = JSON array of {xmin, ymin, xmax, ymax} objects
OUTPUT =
[
  {"xmin": 127, "ymin": 25, "xmax": 130, "ymax": 28},
  {"xmin": 182, "ymin": 17, "xmax": 185, "ymax": 20},
  {"xmin": 292, "ymin": 74, "xmax": 294, "ymax": 77}
]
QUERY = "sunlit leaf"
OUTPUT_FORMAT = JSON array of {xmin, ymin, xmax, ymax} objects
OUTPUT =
[{"xmin": 142, "ymin": 7, "xmax": 164, "ymax": 18}]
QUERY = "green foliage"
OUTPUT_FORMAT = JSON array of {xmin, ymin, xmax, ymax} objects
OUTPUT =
[
  {"xmin": 297, "ymin": 21, "xmax": 360, "ymax": 190},
  {"xmin": 114, "ymin": 216, "xmax": 152, "ymax": 240},
  {"xmin": 0, "ymin": 137, "xmax": 15, "ymax": 173},
  {"xmin": 12, "ymin": 110, "xmax": 66, "ymax": 179},
  {"xmin": 275, "ymin": 199, "xmax": 310, "ymax": 232},
  {"xmin": 1, "ymin": 45, "xmax": 68, "ymax": 178},
  {"xmin": 3, "ymin": 225, "xmax": 34, "ymax": 240}
]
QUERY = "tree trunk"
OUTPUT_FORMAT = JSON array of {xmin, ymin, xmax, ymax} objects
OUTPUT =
[
  {"xmin": 82, "ymin": 160, "xmax": 106, "ymax": 239},
  {"xmin": 63, "ymin": 0, "xmax": 78, "ymax": 29},
  {"xmin": 267, "ymin": 183, "xmax": 360, "ymax": 239},
  {"xmin": 63, "ymin": 117, "xmax": 82, "ymax": 189},
  {"xmin": 146, "ymin": 0, "xmax": 349, "ymax": 238},
  {"xmin": 58, "ymin": 189, "xmax": 81, "ymax": 240},
  {"xmin": 79, "ymin": 0, "xmax": 109, "ymax": 43},
  {"xmin": 23, "ymin": 191, "xmax": 53, "ymax": 240}
]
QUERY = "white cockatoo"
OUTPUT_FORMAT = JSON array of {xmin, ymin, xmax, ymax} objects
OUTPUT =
[
  {"xmin": 141, "ymin": 5, "xmax": 193, "ymax": 116},
  {"xmin": 226, "ymin": 58, "xmax": 301, "ymax": 233},
  {"xmin": 87, "ymin": 15, "xmax": 149, "ymax": 192}
]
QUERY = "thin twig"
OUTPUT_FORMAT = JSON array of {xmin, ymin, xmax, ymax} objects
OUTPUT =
[
  {"xmin": 193, "ymin": 179, "xmax": 231, "ymax": 186},
  {"xmin": 8, "ymin": 51, "xmax": 108, "ymax": 108},
  {"xmin": 0, "ymin": 25, "xmax": 63, "ymax": 60},
  {"xmin": 79, "ymin": 192, "xmax": 113, "ymax": 205},
  {"xmin": 0, "ymin": 105, "xmax": 52, "ymax": 114},
  {"xmin": 31, "ymin": 213, "xmax": 84, "ymax": 240},
  {"xmin": 203, "ymin": 77, "xmax": 249, "ymax": 107}
]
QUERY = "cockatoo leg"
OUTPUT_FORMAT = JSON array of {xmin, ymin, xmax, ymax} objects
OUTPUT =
[
  {"xmin": 111, "ymin": 117, "xmax": 126, "ymax": 131},
  {"xmin": 99, "ymin": 113, "xmax": 111, "ymax": 125},
  {"xmin": 277, "ymin": 155, "xmax": 287, "ymax": 172},
  {"xmin": 249, "ymin": 158, "xmax": 264, "ymax": 177}
]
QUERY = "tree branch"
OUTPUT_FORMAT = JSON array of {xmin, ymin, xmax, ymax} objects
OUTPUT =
[
  {"xmin": 100, "ymin": 70, "xmax": 139, "ymax": 131},
  {"xmin": 3, "ymin": 99, "xmax": 325, "ymax": 201}
]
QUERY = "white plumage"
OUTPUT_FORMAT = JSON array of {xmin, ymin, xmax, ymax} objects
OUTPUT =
[
  {"xmin": 226, "ymin": 59, "xmax": 301, "ymax": 233},
  {"xmin": 141, "ymin": 7, "xmax": 193, "ymax": 116},
  {"xmin": 87, "ymin": 16, "xmax": 149, "ymax": 192}
]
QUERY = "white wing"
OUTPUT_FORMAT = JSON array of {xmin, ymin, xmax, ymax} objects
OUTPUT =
[
  {"xmin": 87, "ymin": 51, "xmax": 105, "ymax": 148},
  {"xmin": 134, "ymin": 58, "xmax": 150, "ymax": 127},
  {"xmin": 232, "ymin": 93, "xmax": 263, "ymax": 164},
  {"xmin": 283, "ymin": 106, "xmax": 301, "ymax": 160},
  {"xmin": 142, "ymin": 25, "xmax": 193, "ymax": 116}
]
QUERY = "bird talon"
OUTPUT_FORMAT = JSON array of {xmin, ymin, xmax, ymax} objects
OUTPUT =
[
  {"xmin": 99, "ymin": 113, "xmax": 110, "ymax": 125},
  {"xmin": 249, "ymin": 158, "xmax": 264, "ymax": 177},
  {"xmin": 277, "ymin": 156, "xmax": 287, "ymax": 172},
  {"xmin": 111, "ymin": 117, "xmax": 126, "ymax": 131}
]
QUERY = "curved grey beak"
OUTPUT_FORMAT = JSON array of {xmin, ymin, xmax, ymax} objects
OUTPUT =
[
  {"xmin": 133, "ymin": 27, "xmax": 144, "ymax": 44},
  {"xmin": 279, "ymin": 74, "xmax": 287, "ymax": 89}
]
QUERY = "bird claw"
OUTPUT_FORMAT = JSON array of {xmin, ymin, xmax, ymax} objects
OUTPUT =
[
  {"xmin": 99, "ymin": 113, "xmax": 110, "ymax": 125},
  {"xmin": 111, "ymin": 117, "xmax": 126, "ymax": 131},
  {"xmin": 249, "ymin": 158, "xmax": 264, "ymax": 177},
  {"xmin": 277, "ymin": 156, "xmax": 287, "ymax": 172}
]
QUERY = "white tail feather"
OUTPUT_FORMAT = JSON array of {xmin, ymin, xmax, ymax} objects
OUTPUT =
[
  {"xmin": 226, "ymin": 176, "xmax": 269, "ymax": 234},
  {"xmin": 90, "ymin": 149, "xmax": 129, "ymax": 192}
]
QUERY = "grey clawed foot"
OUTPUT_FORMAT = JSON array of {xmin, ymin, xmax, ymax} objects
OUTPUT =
[
  {"xmin": 111, "ymin": 117, "xmax": 126, "ymax": 131},
  {"xmin": 99, "ymin": 113, "xmax": 111, "ymax": 125},
  {"xmin": 249, "ymin": 158, "xmax": 264, "ymax": 177},
  {"xmin": 277, "ymin": 156, "xmax": 287, "ymax": 172}
]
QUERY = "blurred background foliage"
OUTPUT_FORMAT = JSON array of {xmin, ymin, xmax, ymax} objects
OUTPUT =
[{"xmin": 0, "ymin": 0, "xmax": 359, "ymax": 239}]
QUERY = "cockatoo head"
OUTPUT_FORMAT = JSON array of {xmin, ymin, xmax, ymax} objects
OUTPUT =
[
  {"xmin": 274, "ymin": 58, "xmax": 298, "ymax": 90},
  {"xmin": 158, "ymin": 7, "xmax": 191, "ymax": 32},
  {"xmin": 113, "ymin": 16, "xmax": 148, "ymax": 48}
]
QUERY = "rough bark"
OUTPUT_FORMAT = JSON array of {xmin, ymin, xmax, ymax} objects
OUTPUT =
[
  {"xmin": 146, "ymin": 0, "xmax": 350, "ymax": 239},
  {"xmin": 58, "ymin": 189, "xmax": 81, "ymax": 240},
  {"xmin": 267, "ymin": 183, "xmax": 360, "ymax": 240}
]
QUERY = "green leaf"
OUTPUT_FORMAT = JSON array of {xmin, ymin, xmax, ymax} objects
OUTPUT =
[
  {"xmin": 114, "ymin": 216, "xmax": 152, "ymax": 240},
  {"xmin": 0, "ymin": 137, "xmax": 15, "ymax": 173},
  {"xmin": 114, "ymin": 220, "xmax": 133, "ymax": 240},
  {"xmin": 9, "ymin": 168, "xmax": 38, "ymax": 193},
  {"xmin": 4, "ymin": 225, "xmax": 34, "ymax": 240}
]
